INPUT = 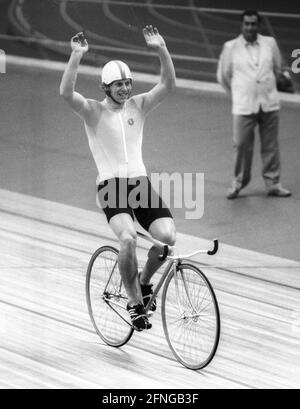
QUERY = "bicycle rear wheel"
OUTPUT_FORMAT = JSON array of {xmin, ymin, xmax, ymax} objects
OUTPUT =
[
  {"xmin": 162, "ymin": 263, "xmax": 220, "ymax": 370},
  {"xmin": 86, "ymin": 246, "xmax": 134, "ymax": 347}
]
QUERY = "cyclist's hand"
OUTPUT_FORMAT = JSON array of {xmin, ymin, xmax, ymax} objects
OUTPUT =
[
  {"xmin": 143, "ymin": 25, "xmax": 166, "ymax": 49},
  {"xmin": 71, "ymin": 32, "xmax": 88, "ymax": 55}
]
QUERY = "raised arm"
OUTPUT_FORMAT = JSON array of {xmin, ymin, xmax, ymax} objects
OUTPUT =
[
  {"xmin": 138, "ymin": 26, "xmax": 176, "ymax": 112},
  {"xmin": 59, "ymin": 33, "xmax": 95, "ymax": 121}
]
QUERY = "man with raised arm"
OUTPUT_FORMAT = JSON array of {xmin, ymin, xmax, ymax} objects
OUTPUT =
[{"xmin": 60, "ymin": 26, "xmax": 176, "ymax": 331}]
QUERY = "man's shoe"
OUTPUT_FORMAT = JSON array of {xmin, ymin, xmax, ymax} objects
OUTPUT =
[
  {"xmin": 126, "ymin": 303, "xmax": 152, "ymax": 331},
  {"xmin": 267, "ymin": 185, "xmax": 292, "ymax": 197},
  {"xmin": 226, "ymin": 186, "xmax": 241, "ymax": 200}
]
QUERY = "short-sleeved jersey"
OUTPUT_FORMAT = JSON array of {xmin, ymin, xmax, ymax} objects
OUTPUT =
[{"xmin": 84, "ymin": 95, "xmax": 151, "ymax": 184}]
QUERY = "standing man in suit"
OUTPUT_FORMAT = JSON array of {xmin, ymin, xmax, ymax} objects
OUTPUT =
[{"xmin": 217, "ymin": 10, "xmax": 292, "ymax": 199}]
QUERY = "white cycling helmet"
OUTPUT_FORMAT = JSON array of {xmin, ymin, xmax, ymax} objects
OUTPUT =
[{"xmin": 101, "ymin": 60, "xmax": 132, "ymax": 85}]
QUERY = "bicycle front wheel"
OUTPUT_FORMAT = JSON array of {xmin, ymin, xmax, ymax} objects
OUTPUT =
[
  {"xmin": 86, "ymin": 246, "xmax": 134, "ymax": 347},
  {"xmin": 162, "ymin": 263, "xmax": 220, "ymax": 370}
]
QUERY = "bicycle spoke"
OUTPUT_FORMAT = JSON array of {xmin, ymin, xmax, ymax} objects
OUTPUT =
[
  {"xmin": 86, "ymin": 246, "xmax": 134, "ymax": 347},
  {"xmin": 162, "ymin": 264, "xmax": 220, "ymax": 370}
]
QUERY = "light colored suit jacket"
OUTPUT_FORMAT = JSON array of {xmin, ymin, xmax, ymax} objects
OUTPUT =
[{"xmin": 217, "ymin": 34, "xmax": 282, "ymax": 115}]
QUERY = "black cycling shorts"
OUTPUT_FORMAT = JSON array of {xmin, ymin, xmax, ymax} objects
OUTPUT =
[{"xmin": 97, "ymin": 176, "xmax": 173, "ymax": 231}]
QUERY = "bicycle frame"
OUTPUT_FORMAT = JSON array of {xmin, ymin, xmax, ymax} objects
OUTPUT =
[
  {"xmin": 137, "ymin": 231, "xmax": 219, "ymax": 316},
  {"xmin": 101, "ymin": 231, "xmax": 219, "ymax": 327},
  {"xmin": 103, "ymin": 258, "xmax": 176, "ymax": 323}
]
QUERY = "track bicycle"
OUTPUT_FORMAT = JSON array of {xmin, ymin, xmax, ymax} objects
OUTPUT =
[{"xmin": 86, "ymin": 231, "xmax": 220, "ymax": 370}]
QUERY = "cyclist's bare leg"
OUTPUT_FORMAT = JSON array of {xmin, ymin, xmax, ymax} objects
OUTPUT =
[
  {"xmin": 109, "ymin": 213, "xmax": 141, "ymax": 306},
  {"xmin": 140, "ymin": 217, "xmax": 176, "ymax": 285}
]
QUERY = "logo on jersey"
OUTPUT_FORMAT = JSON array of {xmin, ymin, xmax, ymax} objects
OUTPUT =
[{"xmin": 128, "ymin": 118, "xmax": 134, "ymax": 126}]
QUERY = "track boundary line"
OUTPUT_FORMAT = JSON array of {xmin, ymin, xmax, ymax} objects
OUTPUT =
[
  {"xmin": 6, "ymin": 54, "xmax": 300, "ymax": 103},
  {"xmin": 61, "ymin": 0, "xmax": 300, "ymax": 19},
  {"xmin": 2, "ymin": 208, "xmax": 300, "ymax": 293},
  {"xmin": 1, "ymin": 189, "xmax": 299, "ymax": 288}
]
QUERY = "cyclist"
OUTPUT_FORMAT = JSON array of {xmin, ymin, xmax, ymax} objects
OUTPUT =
[{"xmin": 60, "ymin": 26, "xmax": 176, "ymax": 331}]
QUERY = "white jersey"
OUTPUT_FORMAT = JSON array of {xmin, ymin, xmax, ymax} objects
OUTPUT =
[{"xmin": 84, "ymin": 95, "xmax": 149, "ymax": 184}]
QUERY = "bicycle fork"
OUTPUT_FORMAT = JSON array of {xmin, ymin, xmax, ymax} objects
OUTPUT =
[{"xmin": 174, "ymin": 263, "xmax": 199, "ymax": 320}]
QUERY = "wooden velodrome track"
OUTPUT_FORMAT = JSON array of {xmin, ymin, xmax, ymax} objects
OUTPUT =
[
  {"xmin": 1, "ymin": 52, "xmax": 300, "ymax": 388},
  {"xmin": 0, "ymin": 188, "xmax": 299, "ymax": 389}
]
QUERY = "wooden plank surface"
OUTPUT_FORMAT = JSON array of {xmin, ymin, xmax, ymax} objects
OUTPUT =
[{"xmin": 0, "ymin": 189, "xmax": 299, "ymax": 389}]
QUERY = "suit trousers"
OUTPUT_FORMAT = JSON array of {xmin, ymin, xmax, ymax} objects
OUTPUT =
[{"xmin": 232, "ymin": 109, "xmax": 281, "ymax": 189}]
